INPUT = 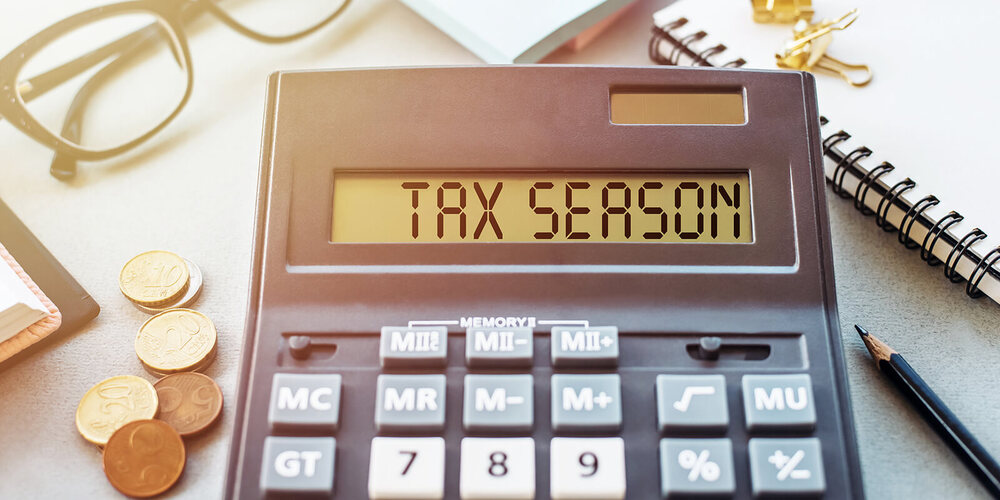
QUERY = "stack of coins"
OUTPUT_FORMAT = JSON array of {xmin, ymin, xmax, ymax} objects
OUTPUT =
[
  {"xmin": 119, "ymin": 250, "xmax": 204, "ymax": 314},
  {"xmin": 74, "ymin": 251, "xmax": 224, "ymax": 497}
]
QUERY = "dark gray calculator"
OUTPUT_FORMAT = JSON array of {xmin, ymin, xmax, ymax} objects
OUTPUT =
[{"xmin": 224, "ymin": 66, "xmax": 863, "ymax": 499}]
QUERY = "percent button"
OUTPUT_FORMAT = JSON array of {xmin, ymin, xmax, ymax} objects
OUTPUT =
[{"xmin": 660, "ymin": 438, "xmax": 735, "ymax": 496}]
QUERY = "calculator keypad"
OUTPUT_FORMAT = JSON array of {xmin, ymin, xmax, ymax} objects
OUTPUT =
[
  {"xmin": 260, "ymin": 328, "xmax": 831, "ymax": 498},
  {"xmin": 368, "ymin": 437, "xmax": 446, "ymax": 500}
]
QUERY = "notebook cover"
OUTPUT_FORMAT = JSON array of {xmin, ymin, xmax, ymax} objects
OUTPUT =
[
  {"xmin": 0, "ymin": 198, "xmax": 99, "ymax": 368},
  {"xmin": 0, "ymin": 243, "xmax": 62, "ymax": 363}
]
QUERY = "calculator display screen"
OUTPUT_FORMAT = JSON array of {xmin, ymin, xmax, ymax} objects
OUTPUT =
[{"xmin": 331, "ymin": 172, "xmax": 751, "ymax": 243}]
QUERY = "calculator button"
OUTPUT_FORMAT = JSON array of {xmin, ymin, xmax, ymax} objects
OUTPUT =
[
  {"xmin": 551, "ymin": 374, "xmax": 622, "ymax": 433},
  {"xmin": 375, "ymin": 374, "xmax": 446, "ymax": 432},
  {"xmin": 656, "ymin": 374, "xmax": 728, "ymax": 433},
  {"xmin": 368, "ymin": 437, "xmax": 445, "ymax": 500},
  {"xmin": 465, "ymin": 327, "xmax": 533, "ymax": 368},
  {"xmin": 459, "ymin": 438, "xmax": 535, "ymax": 499},
  {"xmin": 551, "ymin": 326, "xmax": 619, "ymax": 368},
  {"xmin": 260, "ymin": 436, "xmax": 336, "ymax": 495},
  {"xmin": 267, "ymin": 373, "xmax": 342, "ymax": 431},
  {"xmin": 741, "ymin": 374, "xmax": 816, "ymax": 431},
  {"xmin": 463, "ymin": 374, "xmax": 533, "ymax": 433},
  {"xmin": 380, "ymin": 326, "xmax": 448, "ymax": 368},
  {"xmin": 659, "ymin": 438, "xmax": 735, "ymax": 497},
  {"xmin": 550, "ymin": 437, "xmax": 626, "ymax": 500},
  {"xmin": 748, "ymin": 438, "xmax": 826, "ymax": 496}
]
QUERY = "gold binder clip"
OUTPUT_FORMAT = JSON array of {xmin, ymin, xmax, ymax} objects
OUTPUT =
[
  {"xmin": 776, "ymin": 9, "xmax": 873, "ymax": 87},
  {"xmin": 751, "ymin": 0, "xmax": 814, "ymax": 24}
]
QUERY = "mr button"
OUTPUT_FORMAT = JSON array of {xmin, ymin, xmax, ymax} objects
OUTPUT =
[
  {"xmin": 380, "ymin": 326, "xmax": 448, "ymax": 368},
  {"xmin": 268, "ymin": 373, "xmax": 342, "ymax": 431},
  {"xmin": 742, "ymin": 374, "xmax": 816, "ymax": 431},
  {"xmin": 551, "ymin": 326, "xmax": 619, "ymax": 368},
  {"xmin": 376, "ymin": 375, "xmax": 447, "ymax": 433}
]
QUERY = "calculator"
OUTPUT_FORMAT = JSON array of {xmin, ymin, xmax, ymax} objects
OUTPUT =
[{"xmin": 224, "ymin": 66, "xmax": 863, "ymax": 499}]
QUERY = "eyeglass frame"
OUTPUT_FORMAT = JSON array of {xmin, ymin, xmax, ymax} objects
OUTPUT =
[{"xmin": 0, "ymin": 0, "xmax": 351, "ymax": 178}]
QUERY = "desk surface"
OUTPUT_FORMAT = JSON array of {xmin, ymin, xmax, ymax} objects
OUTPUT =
[{"xmin": 1, "ymin": 1, "xmax": 998, "ymax": 498}]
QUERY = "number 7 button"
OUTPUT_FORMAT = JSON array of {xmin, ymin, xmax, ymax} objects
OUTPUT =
[{"xmin": 368, "ymin": 437, "xmax": 445, "ymax": 500}]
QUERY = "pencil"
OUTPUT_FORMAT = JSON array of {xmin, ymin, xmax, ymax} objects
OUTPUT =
[{"xmin": 856, "ymin": 324, "xmax": 1000, "ymax": 497}]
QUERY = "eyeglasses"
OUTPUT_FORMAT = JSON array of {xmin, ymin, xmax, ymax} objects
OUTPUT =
[{"xmin": 0, "ymin": 0, "xmax": 351, "ymax": 180}]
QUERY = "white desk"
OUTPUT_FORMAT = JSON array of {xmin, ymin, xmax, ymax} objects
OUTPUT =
[{"xmin": 1, "ymin": 1, "xmax": 998, "ymax": 498}]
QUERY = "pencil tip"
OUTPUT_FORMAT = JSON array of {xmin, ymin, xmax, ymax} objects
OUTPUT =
[
  {"xmin": 855, "ymin": 324, "xmax": 894, "ymax": 362},
  {"xmin": 855, "ymin": 324, "xmax": 869, "ymax": 337}
]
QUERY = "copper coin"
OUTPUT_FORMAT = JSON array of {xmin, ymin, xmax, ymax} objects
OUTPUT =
[
  {"xmin": 153, "ymin": 372, "xmax": 223, "ymax": 436},
  {"xmin": 102, "ymin": 419, "xmax": 186, "ymax": 498}
]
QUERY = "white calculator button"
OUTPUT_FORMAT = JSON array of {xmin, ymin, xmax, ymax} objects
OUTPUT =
[
  {"xmin": 368, "ymin": 437, "xmax": 445, "ymax": 500},
  {"xmin": 550, "ymin": 437, "xmax": 626, "ymax": 500},
  {"xmin": 460, "ymin": 438, "xmax": 535, "ymax": 499}
]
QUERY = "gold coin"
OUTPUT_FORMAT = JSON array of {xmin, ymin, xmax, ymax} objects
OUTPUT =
[
  {"xmin": 135, "ymin": 309, "xmax": 217, "ymax": 375},
  {"xmin": 103, "ymin": 419, "xmax": 186, "ymax": 498},
  {"xmin": 76, "ymin": 375, "xmax": 159, "ymax": 446},
  {"xmin": 119, "ymin": 250, "xmax": 190, "ymax": 307}
]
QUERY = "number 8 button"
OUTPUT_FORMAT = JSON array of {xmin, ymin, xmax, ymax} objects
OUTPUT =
[
  {"xmin": 550, "ymin": 437, "xmax": 626, "ymax": 500},
  {"xmin": 459, "ymin": 438, "xmax": 535, "ymax": 499}
]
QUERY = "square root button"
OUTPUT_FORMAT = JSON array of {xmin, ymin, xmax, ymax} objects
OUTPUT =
[
  {"xmin": 551, "ymin": 326, "xmax": 619, "ymax": 368},
  {"xmin": 656, "ymin": 375, "xmax": 728, "ymax": 433},
  {"xmin": 376, "ymin": 375, "xmax": 446, "ymax": 433},
  {"xmin": 742, "ymin": 374, "xmax": 816, "ymax": 431},
  {"xmin": 380, "ymin": 326, "xmax": 448, "ymax": 368},
  {"xmin": 260, "ymin": 436, "xmax": 336, "ymax": 495},
  {"xmin": 268, "ymin": 373, "xmax": 342, "ymax": 431},
  {"xmin": 464, "ymin": 375, "xmax": 533, "ymax": 433},
  {"xmin": 748, "ymin": 438, "xmax": 826, "ymax": 496},
  {"xmin": 465, "ymin": 327, "xmax": 533, "ymax": 368},
  {"xmin": 551, "ymin": 374, "xmax": 621, "ymax": 433}
]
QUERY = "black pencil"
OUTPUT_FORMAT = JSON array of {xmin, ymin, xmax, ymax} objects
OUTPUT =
[{"xmin": 856, "ymin": 324, "xmax": 1000, "ymax": 497}]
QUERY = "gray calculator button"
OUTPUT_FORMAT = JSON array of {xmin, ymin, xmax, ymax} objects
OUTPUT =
[
  {"xmin": 465, "ymin": 327, "xmax": 533, "ymax": 368},
  {"xmin": 380, "ymin": 326, "xmax": 448, "ymax": 368},
  {"xmin": 375, "ymin": 374, "xmax": 446, "ymax": 432},
  {"xmin": 551, "ymin": 326, "xmax": 619, "ymax": 368},
  {"xmin": 268, "ymin": 373, "xmax": 342, "ymax": 431},
  {"xmin": 463, "ymin": 374, "xmax": 533, "ymax": 432},
  {"xmin": 659, "ymin": 438, "xmax": 735, "ymax": 497},
  {"xmin": 551, "ymin": 374, "xmax": 621, "ymax": 432},
  {"xmin": 742, "ymin": 374, "xmax": 816, "ymax": 431},
  {"xmin": 656, "ymin": 375, "xmax": 728, "ymax": 433},
  {"xmin": 260, "ymin": 436, "xmax": 336, "ymax": 495},
  {"xmin": 748, "ymin": 438, "xmax": 826, "ymax": 496}
]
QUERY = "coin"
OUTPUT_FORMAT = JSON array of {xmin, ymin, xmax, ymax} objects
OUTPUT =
[
  {"xmin": 103, "ymin": 419, "xmax": 185, "ymax": 498},
  {"xmin": 153, "ymin": 372, "xmax": 223, "ymax": 436},
  {"xmin": 135, "ymin": 309, "xmax": 218, "ymax": 375},
  {"xmin": 119, "ymin": 251, "xmax": 190, "ymax": 307},
  {"xmin": 76, "ymin": 375, "xmax": 159, "ymax": 446},
  {"xmin": 132, "ymin": 259, "xmax": 204, "ymax": 314}
]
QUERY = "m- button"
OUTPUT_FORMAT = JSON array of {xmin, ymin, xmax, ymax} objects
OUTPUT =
[
  {"xmin": 380, "ymin": 326, "xmax": 448, "ymax": 368},
  {"xmin": 465, "ymin": 327, "xmax": 533, "ymax": 368},
  {"xmin": 742, "ymin": 374, "xmax": 816, "ymax": 431},
  {"xmin": 551, "ymin": 326, "xmax": 619, "ymax": 368},
  {"xmin": 268, "ymin": 373, "xmax": 342, "ymax": 431}
]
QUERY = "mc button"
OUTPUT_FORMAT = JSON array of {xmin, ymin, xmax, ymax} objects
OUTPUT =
[{"xmin": 268, "ymin": 373, "xmax": 342, "ymax": 431}]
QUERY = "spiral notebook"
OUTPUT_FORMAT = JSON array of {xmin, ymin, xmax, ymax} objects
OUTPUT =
[{"xmin": 651, "ymin": 0, "xmax": 1000, "ymax": 305}]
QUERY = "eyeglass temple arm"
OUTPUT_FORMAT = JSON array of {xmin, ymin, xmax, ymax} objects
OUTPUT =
[{"xmin": 49, "ymin": 28, "xmax": 176, "ymax": 179}]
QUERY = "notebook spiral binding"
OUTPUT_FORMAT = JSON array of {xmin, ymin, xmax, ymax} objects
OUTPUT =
[{"xmin": 650, "ymin": 18, "xmax": 1000, "ymax": 299}]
